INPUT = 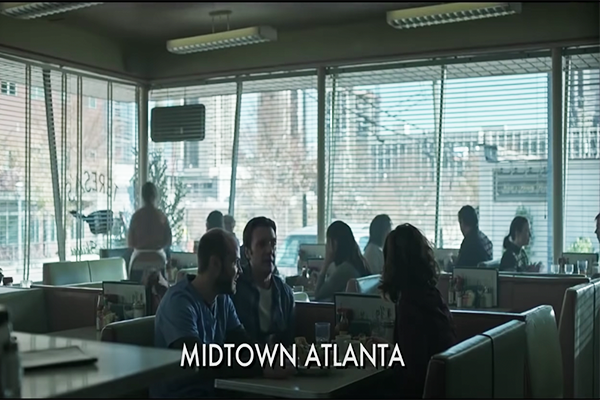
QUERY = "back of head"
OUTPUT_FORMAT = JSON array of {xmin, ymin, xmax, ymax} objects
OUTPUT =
[
  {"xmin": 141, "ymin": 182, "xmax": 158, "ymax": 206},
  {"xmin": 206, "ymin": 210, "xmax": 224, "ymax": 230},
  {"xmin": 369, "ymin": 214, "xmax": 392, "ymax": 247},
  {"xmin": 379, "ymin": 223, "xmax": 438, "ymax": 302},
  {"xmin": 458, "ymin": 205, "xmax": 478, "ymax": 228},
  {"xmin": 196, "ymin": 228, "xmax": 235, "ymax": 273},
  {"xmin": 327, "ymin": 221, "xmax": 368, "ymax": 276},
  {"xmin": 242, "ymin": 216, "xmax": 276, "ymax": 249},
  {"xmin": 224, "ymin": 215, "xmax": 235, "ymax": 231},
  {"xmin": 504, "ymin": 216, "xmax": 528, "ymax": 249}
]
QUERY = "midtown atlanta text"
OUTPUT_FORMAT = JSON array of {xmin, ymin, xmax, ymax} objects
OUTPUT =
[{"xmin": 181, "ymin": 343, "xmax": 406, "ymax": 368}]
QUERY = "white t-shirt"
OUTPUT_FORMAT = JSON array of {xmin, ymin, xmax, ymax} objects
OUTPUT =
[
  {"xmin": 363, "ymin": 243, "xmax": 384, "ymax": 274},
  {"xmin": 257, "ymin": 286, "xmax": 272, "ymax": 333}
]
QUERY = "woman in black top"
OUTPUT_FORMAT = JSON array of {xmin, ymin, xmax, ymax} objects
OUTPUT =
[
  {"xmin": 370, "ymin": 223, "xmax": 457, "ymax": 398},
  {"xmin": 500, "ymin": 216, "xmax": 540, "ymax": 272}
]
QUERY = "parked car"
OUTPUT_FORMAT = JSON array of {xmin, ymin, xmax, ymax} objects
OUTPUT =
[{"xmin": 275, "ymin": 224, "xmax": 369, "ymax": 276}]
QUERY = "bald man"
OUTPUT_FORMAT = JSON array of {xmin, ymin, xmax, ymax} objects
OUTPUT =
[{"xmin": 152, "ymin": 229, "xmax": 293, "ymax": 398}]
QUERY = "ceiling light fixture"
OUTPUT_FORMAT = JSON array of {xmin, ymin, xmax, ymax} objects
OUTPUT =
[
  {"xmin": 387, "ymin": 2, "xmax": 521, "ymax": 29},
  {"xmin": 166, "ymin": 10, "xmax": 277, "ymax": 55},
  {"xmin": 0, "ymin": 2, "xmax": 103, "ymax": 19}
]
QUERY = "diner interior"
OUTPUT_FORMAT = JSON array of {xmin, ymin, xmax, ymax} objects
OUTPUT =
[{"xmin": 0, "ymin": 1, "xmax": 599, "ymax": 398}]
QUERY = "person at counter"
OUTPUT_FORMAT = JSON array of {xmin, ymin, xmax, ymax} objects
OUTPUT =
[
  {"xmin": 314, "ymin": 221, "xmax": 370, "ymax": 302},
  {"xmin": 151, "ymin": 229, "xmax": 293, "ymax": 398},
  {"xmin": 127, "ymin": 182, "xmax": 172, "ymax": 269},
  {"xmin": 455, "ymin": 205, "xmax": 493, "ymax": 268},
  {"xmin": 372, "ymin": 223, "xmax": 457, "ymax": 398},
  {"xmin": 224, "ymin": 214, "xmax": 240, "ymax": 246},
  {"xmin": 232, "ymin": 217, "xmax": 294, "ymax": 347},
  {"xmin": 363, "ymin": 214, "xmax": 392, "ymax": 274},
  {"xmin": 500, "ymin": 216, "xmax": 541, "ymax": 272}
]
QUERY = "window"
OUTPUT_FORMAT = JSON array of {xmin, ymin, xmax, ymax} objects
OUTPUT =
[
  {"xmin": 1, "ymin": 81, "xmax": 16, "ymax": 96},
  {"xmin": 564, "ymin": 51, "xmax": 600, "ymax": 254},
  {"xmin": 149, "ymin": 83, "xmax": 236, "ymax": 248},
  {"xmin": 87, "ymin": 97, "xmax": 97, "ymax": 108},
  {"xmin": 440, "ymin": 58, "xmax": 550, "ymax": 263},
  {"xmin": 31, "ymin": 86, "xmax": 44, "ymax": 100},
  {"xmin": 0, "ymin": 58, "xmax": 138, "ymax": 283}
]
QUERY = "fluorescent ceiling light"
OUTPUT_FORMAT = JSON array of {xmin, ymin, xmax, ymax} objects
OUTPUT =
[
  {"xmin": 387, "ymin": 2, "xmax": 521, "ymax": 29},
  {"xmin": 167, "ymin": 26, "xmax": 277, "ymax": 55},
  {"xmin": 0, "ymin": 2, "xmax": 103, "ymax": 19}
]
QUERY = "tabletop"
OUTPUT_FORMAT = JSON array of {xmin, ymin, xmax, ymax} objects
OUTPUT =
[
  {"xmin": 14, "ymin": 331, "xmax": 192, "ymax": 398},
  {"xmin": 47, "ymin": 326, "xmax": 102, "ymax": 341},
  {"xmin": 215, "ymin": 367, "xmax": 388, "ymax": 398}
]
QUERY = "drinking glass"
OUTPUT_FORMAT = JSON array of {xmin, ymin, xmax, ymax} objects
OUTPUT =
[
  {"xmin": 550, "ymin": 264, "xmax": 560, "ymax": 274},
  {"xmin": 314, "ymin": 322, "xmax": 331, "ymax": 346},
  {"xmin": 577, "ymin": 260, "xmax": 588, "ymax": 275},
  {"xmin": 565, "ymin": 264, "xmax": 574, "ymax": 274}
]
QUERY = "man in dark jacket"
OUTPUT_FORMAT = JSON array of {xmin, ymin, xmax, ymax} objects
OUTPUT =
[
  {"xmin": 232, "ymin": 217, "xmax": 295, "ymax": 347},
  {"xmin": 455, "ymin": 205, "xmax": 493, "ymax": 267}
]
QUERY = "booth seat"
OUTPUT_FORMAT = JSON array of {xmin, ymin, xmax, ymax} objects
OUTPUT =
[{"xmin": 42, "ymin": 257, "xmax": 127, "ymax": 286}]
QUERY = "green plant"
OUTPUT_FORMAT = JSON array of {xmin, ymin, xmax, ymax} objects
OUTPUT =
[
  {"xmin": 130, "ymin": 149, "xmax": 188, "ymax": 244},
  {"xmin": 515, "ymin": 205, "xmax": 534, "ymax": 257},
  {"xmin": 567, "ymin": 237, "xmax": 595, "ymax": 253}
]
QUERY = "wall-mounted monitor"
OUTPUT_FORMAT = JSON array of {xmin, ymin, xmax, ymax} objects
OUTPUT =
[{"xmin": 151, "ymin": 104, "xmax": 206, "ymax": 142}]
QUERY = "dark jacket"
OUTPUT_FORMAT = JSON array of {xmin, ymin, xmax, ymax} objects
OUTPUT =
[
  {"xmin": 393, "ymin": 286, "xmax": 457, "ymax": 398},
  {"xmin": 500, "ymin": 240, "xmax": 529, "ymax": 272},
  {"xmin": 231, "ymin": 263, "xmax": 295, "ymax": 347},
  {"xmin": 455, "ymin": 229, "xmax": 493, "ymax": 267}
]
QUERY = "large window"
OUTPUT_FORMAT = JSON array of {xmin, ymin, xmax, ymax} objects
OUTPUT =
[
  {"xmin": 149, "ymin": 83, "xmax": 237, "ymax": 251},
  {"xmin": 0, "ymin": 56, "xmax": 137, "ymax": 283},
  {"xmin": 564, "ymin": 50, "xmax": 600, "ymax": 254},
  {"xmin": 326, "ymin": 57, "xmax": 554, "ymax": 264}
]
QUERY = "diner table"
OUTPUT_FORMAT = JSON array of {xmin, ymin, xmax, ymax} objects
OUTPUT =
[
  {"xmin": 47, "ymin": 326, "xmax": 102, "ymax": 341},
  {"xmin": 215, "ymin": 366, "xmax": 389, "ymax": 398},
  {"xmin": 15, "ymin": 331, "xmax": 192, "ymax": 398}
]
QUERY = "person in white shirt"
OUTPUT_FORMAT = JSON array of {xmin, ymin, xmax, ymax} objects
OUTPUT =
[{"xmin": 363, "ymin": 214, "xmax": 392, "ymax": 275}]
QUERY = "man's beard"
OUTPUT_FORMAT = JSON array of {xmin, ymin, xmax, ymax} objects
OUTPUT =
[{"xmin": 216, "ymin": 270, "xmax": 236, "ymax": 295}]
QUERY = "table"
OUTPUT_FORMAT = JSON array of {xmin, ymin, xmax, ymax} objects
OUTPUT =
[
  {"xmin": 451, "ymin": 307, "xmax": 514, "ymax": 313},
  {"xmin": 215, "ymin": 367, "xmax": 388, "ymax": 398},
  {"xmin": 15, "ymin": 331, "xmax": 192, "ymax": 398},
  {"xmin": 47, "ymin": 326, "xmax": 101, "ymax": 341}
]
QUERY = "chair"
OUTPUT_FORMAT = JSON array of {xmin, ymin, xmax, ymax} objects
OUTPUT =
[
  {"xmin": 101, "ymin": 316, "xmax": 155, "ymax": 348},
  {"xmin": 42, "ymin": 261, "xmax": 91, "ymax": 286},
  {"xmin": 423, "ymin": 335, "xmax": 493, "ymax": 398},
  {"xmin": 481, "ymin": 320, "xmax": 527, "ymax": 397},
  {"xmin": 176, "ymin": 268, "xmax": 197, "ymax": 283}
]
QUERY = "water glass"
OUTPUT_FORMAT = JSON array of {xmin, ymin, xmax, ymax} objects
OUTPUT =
[
  {"xmin": 565, "ymin": 264, "xmax": 574, "ymax": 275},
  {"xmin": 314, "ymin": 322, "xmax": 331, "ymax": 345},
  {"xmin": 577, "ymin": 260, "xmax": 588, "ymax": 275},
  {"xmin": 550, "ymin": 264, "xmax": 560, "ymax": 274}
]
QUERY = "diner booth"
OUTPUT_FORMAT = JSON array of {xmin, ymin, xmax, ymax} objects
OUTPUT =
[{"xmin": 0, "ymin": 1, "xmax": 598, "ymax": 398}]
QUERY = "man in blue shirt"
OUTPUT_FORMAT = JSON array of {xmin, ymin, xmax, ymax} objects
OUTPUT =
[
  {"xmin": 152, "ymin": 228, "xmax": 293, "ymax": 398},
  {"xmin": 232, "ymin": 217, "xmax": 295, "ymax": 347}
]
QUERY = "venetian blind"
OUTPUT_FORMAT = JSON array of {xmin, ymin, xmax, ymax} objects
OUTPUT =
[
  {"xmin": 0, "ymin": 55, "xmax": 138, "ymax": 283},
  {"xmin": 326, "ymin": 55, "xmax": 554, "ymax": 265},
  {"xmin": 563, "ymin": 50, "xmax": 600, "ymax": 255}
]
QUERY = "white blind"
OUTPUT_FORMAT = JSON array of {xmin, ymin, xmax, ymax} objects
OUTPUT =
[
  {"xmin": 235, "ymin": 76, "xmax": 319, "ymax": 274},
  {"xmin": 564, "ymin": 51, "xmax": 600, "ymax": 254},
  {"xmin": 326, "ymin": 56, "xmax": 554, "ymax": 264},
  {"xmin": 0, "ymin": 55, "xmax": 138, "ymax": 283}
]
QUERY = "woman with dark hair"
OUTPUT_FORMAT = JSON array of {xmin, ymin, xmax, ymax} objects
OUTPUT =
[
  {"xmin": 314, "ymin": 221, "xmax": 370, "ymax": 301},
  {"xmin": 500, "ymin": 216, "xmax": 541, "ymax": 272},
  {"xmin": 364, "ymin": 214, "xmax": 392, "ymax": 274},
  {"xmin": 371, "ymin": 223, "xmax": 456, "ymax": 398}
]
